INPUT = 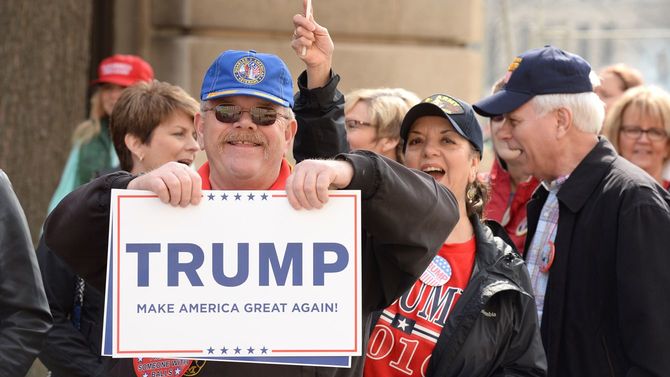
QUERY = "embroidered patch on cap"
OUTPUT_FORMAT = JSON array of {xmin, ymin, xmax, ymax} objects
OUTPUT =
[
  {"xmin": 133, "ymin": 358, "xmax": 195, "ymax": 377},
  {"xmin": 420, "ymin": 255, "xmax": 452, "ymax": 286},
  {"xmin": 233, "ymin": 56, "xmax": 266, "ymax": 85},
  {"xmin": 504, "ymin": 57, "xmax": 523, "ymax": 83},
  {"xmin": 423, "ymin": 94, "xmax": 465, "ymax": 115}
]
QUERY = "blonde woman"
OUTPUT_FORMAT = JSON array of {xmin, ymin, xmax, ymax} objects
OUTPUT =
[
  {"xmin": 344, "ymin": 88, "xmax": 420, "ymax": 163},
  {"xmin": 604, "ymin": 85, "xmax": 670, "ymax": 189},
  {"xmin": 48, "ymin": 55, "xmax": 154, "ymax": 212}
]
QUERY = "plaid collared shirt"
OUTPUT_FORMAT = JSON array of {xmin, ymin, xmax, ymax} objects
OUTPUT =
[{"xmin": 525, "ymin": 175, "xmax": 568, "ymax": 323}]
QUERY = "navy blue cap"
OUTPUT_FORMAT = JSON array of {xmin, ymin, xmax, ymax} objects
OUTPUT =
[
  {"xmin": 401, "ymin": 94, "xmax": 483, "ymax": 154},
  {"xmin": 473, "ymin": 46, "xmax": 593, "ymax": 117},
  {"xmin": 200, "ymin": 50, "xmax": 294, "ymax": 108}
]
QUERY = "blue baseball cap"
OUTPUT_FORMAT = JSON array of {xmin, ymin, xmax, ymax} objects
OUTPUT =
[
  {"xmin": 473, "ymin": 46, "xmax": 593, "ymax": 117},
  {"xmin": 401, "ymin": 94, "xmax": 483, "ymax": 154},
  {"xmin": 200, "ymin": 50, "xmax": 294, "ymax": 108}
]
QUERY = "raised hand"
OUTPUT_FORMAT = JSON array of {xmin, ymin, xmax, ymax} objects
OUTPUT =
[{"xmin": 291, "ymin": 0, "xmax": 334, "ymax": 88}]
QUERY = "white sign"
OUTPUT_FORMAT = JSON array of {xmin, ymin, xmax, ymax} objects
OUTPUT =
[{"xmin": 103, "ymin": 189, "xmax": 361, "ymax": 360}]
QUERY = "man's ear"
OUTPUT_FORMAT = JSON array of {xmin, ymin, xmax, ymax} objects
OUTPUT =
[
  {"xmin": 555, "ymin": 107, "xmax": 573, "ymax": 138},
  {"xmin": 285, "ymin": 118, "xmax": 298, "ymax": 144},
  {"xmin": 195, "ymin": 112, "xmax": 206, "ymax": 149}
]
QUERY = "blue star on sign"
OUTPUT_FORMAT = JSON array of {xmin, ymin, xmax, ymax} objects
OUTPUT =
[
  {"xmin": 261, "ymin": 193, "xmax": 268, "ymax": 200},
  {"xmin": 221, "ymin": 194, "xmax": 228, "ymax": 201},
  {"xmin": 234, "ymin": 193, "xmax": 242, "ymax": 201},
  {"xmin": 207, "ymin": 346, "xmax": 214, "ymax": 354},
  {"xmin": 234, "ymin": 346, "xmax": 241, "ymax": 354},
  {"xmin": 207, "ymin": 193, "xmax": 215, "ymax": 201},
  {"xmin": 247, "ymin": 346, "xmax": 255, "ymax": 354},
  {"xmin": 260, "ymin": 346, "xmax": 268, "ymax": 354},
  {"xmin": 247, "ymin": 193, "xmax": 255, "ymax": 201},
  {"xmin": 220, "ymin": 347, "xmax": 228, "ymax": 354}
]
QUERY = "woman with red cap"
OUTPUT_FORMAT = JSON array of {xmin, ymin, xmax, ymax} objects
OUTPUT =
[{"xmin": 48, "ymin": 54, "xmax": 154, "ymax": 212}]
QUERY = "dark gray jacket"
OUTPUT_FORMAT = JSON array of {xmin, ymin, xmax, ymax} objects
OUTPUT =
[{"xmin": 0, "ymin": 170, "xmax": 52, "ymax": 377}]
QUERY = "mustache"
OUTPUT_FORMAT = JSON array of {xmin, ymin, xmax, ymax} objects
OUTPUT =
[{"xmin": 218, "ymin": 130, "xmax": 268, "ymax": 147}]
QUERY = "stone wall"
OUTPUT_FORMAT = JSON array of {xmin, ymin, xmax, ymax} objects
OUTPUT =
[{"xmin": 117, "ymin": 0, "xmax": 483, "ymax": 102}]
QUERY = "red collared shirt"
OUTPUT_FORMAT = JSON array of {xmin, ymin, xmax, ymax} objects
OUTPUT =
[{"xmin": 197, "ymin": 159, "xmax": 292, "ymax": 190}]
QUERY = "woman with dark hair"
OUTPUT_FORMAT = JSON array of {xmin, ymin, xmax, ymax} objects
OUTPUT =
[{"xmin": 364, "ymin": 94, "xmax": 546, "ymax": 377}]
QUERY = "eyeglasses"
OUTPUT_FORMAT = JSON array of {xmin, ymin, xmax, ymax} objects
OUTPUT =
[
  {"xmin": 345, "ymin": 119, "xmax": 372, "ymax": 130},
  {"xmin": 205, "ymin": 104, "xmax": 289, "ymax": 126},
  {"xmin": 620, "ymin": 126, "xmax": 668, "ymax": 142}
]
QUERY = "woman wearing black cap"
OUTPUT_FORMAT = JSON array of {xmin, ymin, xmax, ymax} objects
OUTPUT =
[{"xmin": 363, "ymin": 94, "xmax": 546, "ymax": 377}]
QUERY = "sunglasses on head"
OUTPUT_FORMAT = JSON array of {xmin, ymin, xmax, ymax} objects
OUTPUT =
[{"xmin": 205, "ymin": 104, "xmax": 289, "ymax": 126}]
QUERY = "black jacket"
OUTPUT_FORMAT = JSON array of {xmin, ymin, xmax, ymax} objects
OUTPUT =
[
  {"xmin": 38, "ymin": 165, "xmax": 122, "ymax": 377},
  {"xmin": 424, "ymin": 218, "xmax": 546, "ymax": 377},
  {"xmin": 36, "ymin": 236, "xmax": 112, "ymax": 377},
  {"xmin": 0, "ymin": 170, "xmax": 52, "ymax": 377},
  {"xmin": 525, "ymin": 138, "xmax": 670, "ymax": 377},
  {"xmin": 44, "ymin": 151, "xmax": 459, "ymax": 377},
  {"xmin": 293, "ymin": 70, "xmax": 349, "ymax": 162}
]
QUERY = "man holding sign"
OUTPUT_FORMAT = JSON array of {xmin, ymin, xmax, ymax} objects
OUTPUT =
[{"xmin": 44, "ymin": 6, "xmax": 459, "ymax": 377}]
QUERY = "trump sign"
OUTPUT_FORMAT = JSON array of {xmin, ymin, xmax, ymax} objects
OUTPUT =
[{"xmin": 102, "ymin": 189, "xmax": 361, "ymax": 360}]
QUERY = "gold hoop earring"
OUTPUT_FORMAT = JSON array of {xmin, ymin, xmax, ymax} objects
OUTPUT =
[{"xmin": 466, "ymin": 185, "xmax": 477, "ymax": 201}]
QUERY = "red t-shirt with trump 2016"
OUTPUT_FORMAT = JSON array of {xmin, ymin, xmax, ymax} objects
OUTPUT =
[{"xmin": 364, "ymin": 237, "xmax": 476, "ymax": 377}]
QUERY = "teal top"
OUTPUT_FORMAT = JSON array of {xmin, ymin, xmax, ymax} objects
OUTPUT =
[
  {"xmin": 48, "ymin": 117, "xmax": 119, "ymax": 213},
  {"xmin": 75, "ymin": 118, "xmax": 117, "ymax": 185}
]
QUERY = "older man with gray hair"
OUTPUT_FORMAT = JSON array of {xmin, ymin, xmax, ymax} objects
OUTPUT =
[{"xmin": 474, "ymin": 45, "xmax": 670, "ymax": 377}]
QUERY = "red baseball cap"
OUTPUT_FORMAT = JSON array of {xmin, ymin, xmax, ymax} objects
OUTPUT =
[{"xmin": 92, "ymin": 54, "xmax": 154, "ymax": 87}]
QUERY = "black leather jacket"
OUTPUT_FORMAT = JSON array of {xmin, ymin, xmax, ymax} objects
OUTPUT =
[
  {"xmin": 425, "ymin": 218, "xmax": 546, "ymax": 376},
  {"xmin": 0, "ymin": 170, "xmax": 52, "ymax": 376},
  {"xmin": 292, "ymin": 70, "xmax": 349, "ymax": 162}
]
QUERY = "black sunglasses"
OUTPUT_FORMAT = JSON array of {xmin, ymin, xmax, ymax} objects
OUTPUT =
[{"xmin": 205, "ymin": 104, "xmax": 289, "ymax": 126}]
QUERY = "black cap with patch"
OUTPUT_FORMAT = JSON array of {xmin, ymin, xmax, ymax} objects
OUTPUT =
[{"xmin": 401, "ymin": 94, "xmax": 483, "ymax": 153}]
